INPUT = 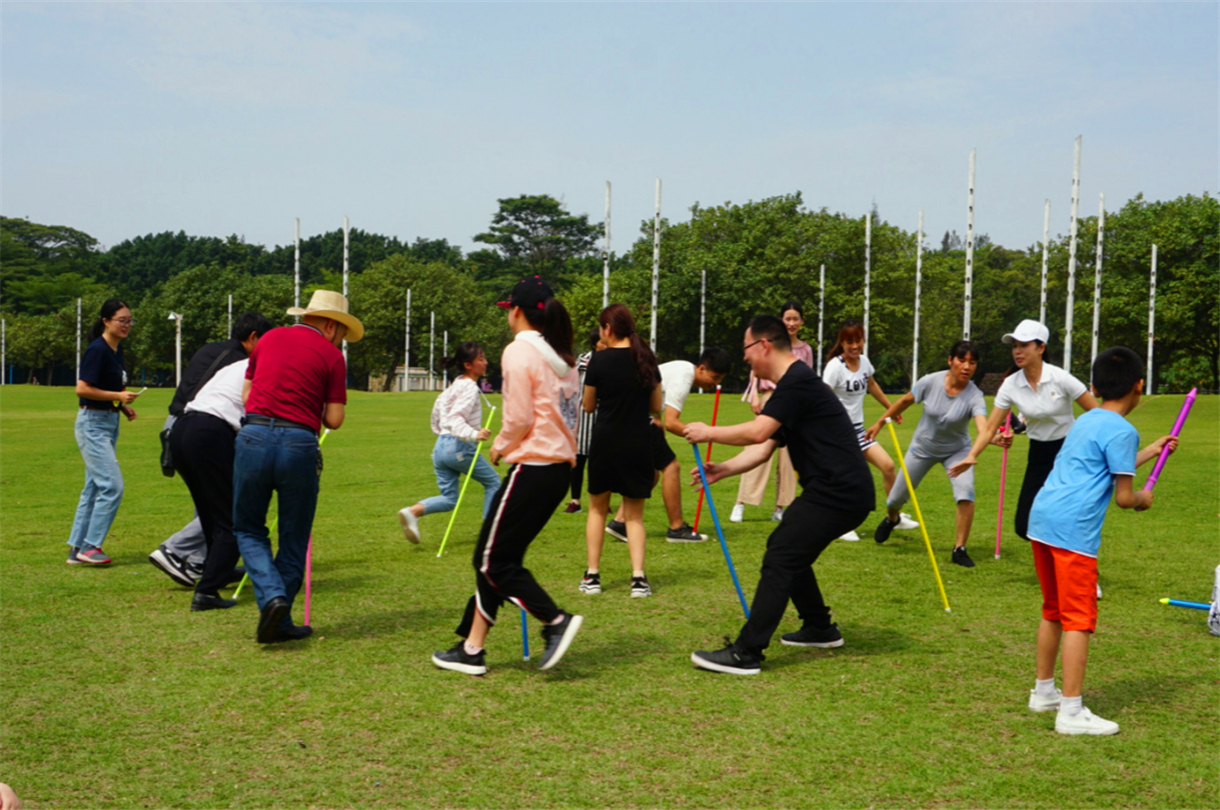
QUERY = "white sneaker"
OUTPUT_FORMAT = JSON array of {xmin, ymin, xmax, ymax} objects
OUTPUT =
[
  {"xmin": 895, "ymin": 512, "xmax": 920, "ymax": 530},
  {"xmin": 838, "ymin": 530, "xmax": 860, "ymax": 542},
  {"xmin": 1055, "ymin": 706, "xmax": 1120, "ymax": 736},
  {"xmin": 771, "ymin": 507, "xmax": 785, "ymax": 522},
  {"xmin": 1028, "ymin": 688, "xmax": 1063, "ymax": 712},
  {"xmin": 1096, "ymin": 583, "xmax": 1103, "ymax": 600},
  {"xmin": 729, "ymin": 504, "xmax": 745, "ymax": 523},
  {"xmin": 397, "ymin": 508, "xmax": 421, "ymax": 544}
]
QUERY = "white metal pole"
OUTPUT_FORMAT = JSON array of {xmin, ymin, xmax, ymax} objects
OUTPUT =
[
  {"xmin": 175, "ymin": 316, "xmax": 183, "ymax": 387},
  {"xmin": 603, "ymin": 181, "xmax": 612, "ymax": 309},
  {"xmin": 2, "ymin": 319, "xmax": 6, "ymax": 385},
  {"xmin": 443, "ymin": 330, "xmax": 449, "ymax": 388},
  {"xmin": 1090, "ymin": 194, "xmax": 1105, "ymax": 364},
  {"xmin": 963, "ymin": 148, "xmax": 976, "ymax": 340},
  {"xmin": 817, "ymin": 264, "xmax": 825, "ymax": 375},
  {"xmin": 342, "ymin": 215, "xmax": 350, "ymax": 362},
  {"xmin": 1147, "ymin": 245, "xmax": 1157, "ymax": 395},
  {"xmin": 1065, "ymin": 136, "xmax": 1082, "ymax": 372},
  {"xmin": 405, "ymin": 289, "xmax": 411, "ymax": 391},
  {"xmin": 429, "ymin": 311, "xmax": 435, "ymax": 392},
  {"xmin": 863, "ymin": 212, "xmax": 871, "ymax": 354},
  {"xmin": 294, "ymin": 217, "xmax": 301, "ymax": 312},
  {"xmin": 227, "ymin": 294, "xmax": 233, "ymax": 337},
  {"xmin": 651, "ymin": 178, "xmax": 661, "ymax": 352},
  {"xmin": 1039, "ymin": 200, "xmax": 1051, "ymax": 324},
  {"xmin": 913, "ymin": 211, "xmax": 923, "ymax": 385},
  {"xmin": 75, "ymin": 298, "xmax": 82, "ymax": 379},
  {"xmin": 699, "ymin": 269, "xmax": 706, "ymax": 359}
]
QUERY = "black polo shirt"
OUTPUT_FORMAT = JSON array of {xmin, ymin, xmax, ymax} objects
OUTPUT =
[{"xmin": 78, "ymin": 337, "xmax": 126, "ymax": 411}]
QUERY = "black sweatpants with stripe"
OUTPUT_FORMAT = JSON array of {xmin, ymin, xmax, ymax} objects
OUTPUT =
[{"xmin": 456, "ymin": 462, "xmax": 570, "ymax": 638}]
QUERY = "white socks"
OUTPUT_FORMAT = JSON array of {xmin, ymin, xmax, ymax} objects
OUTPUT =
[
  {"xmin": 1059, "ymin": 695, "xmax": 1083, "ymax": 716},
  {"xmin": 1035, "ymin": 678, "xmax": 1058, "ymax": 698},
  {"xmin": 463, "ymin": 641, "xmax": 483, "ymax": 655}
]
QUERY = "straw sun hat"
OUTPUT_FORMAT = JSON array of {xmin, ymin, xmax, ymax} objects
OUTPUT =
[{"xmin": 287, "ymin": 290, "xmax": 364, "ymax": 342}]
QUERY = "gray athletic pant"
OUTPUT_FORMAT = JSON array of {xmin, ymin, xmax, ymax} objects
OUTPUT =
[
  {"xmin": 886, "ymin": 445, "xmax": 975, "ymax": 511},
  {"xmin": 162, "ymin": 514, "xmax": 207, "ymax": 565}
]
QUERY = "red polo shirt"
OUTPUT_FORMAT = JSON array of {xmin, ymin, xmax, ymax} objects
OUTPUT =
[{"xmin": 245, "ymin": 324, "xmax": 347, "ymax": 432}]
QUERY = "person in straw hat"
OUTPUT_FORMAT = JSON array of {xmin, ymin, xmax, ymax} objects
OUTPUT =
[{"xmin": 232, "ymin": 290, "xmax": 363, "ymax": 644}]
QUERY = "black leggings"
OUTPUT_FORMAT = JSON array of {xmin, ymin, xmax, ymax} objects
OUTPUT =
[
  {"xmin": 570, "ymin": 454, "xmax": 587, "ymax": 501},
  {"xmin": 1014, "ymin": 438, "xmax": 1065, "ymax": 541}
]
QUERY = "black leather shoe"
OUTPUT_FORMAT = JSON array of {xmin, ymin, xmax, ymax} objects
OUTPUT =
[
  {"xmin": 267, "ymin": 624, "xmax": 313, "ymax": 644},
  {"xmin": 225, "ymin": 567, "xmax": 246, "ymax": 586},
  {"xmin": 256, "ymin": 597, "xmax": 290, "ymax": 643},
  {"xmin": 191, "ymin": 592, "xmax": 237, "ymax": 612}
]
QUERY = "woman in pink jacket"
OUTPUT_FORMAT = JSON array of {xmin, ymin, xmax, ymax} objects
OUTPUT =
[{"xmin": 431, "ymin": 277, "xmax": 585, "ymax": 677}]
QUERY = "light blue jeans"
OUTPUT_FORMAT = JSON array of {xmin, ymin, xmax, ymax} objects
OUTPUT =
[
  {"xmin": 420, "ymin": 434, "xmax": 501, "ymax": 519},
  {"xmin": 67, "ymin": 409, "xmax": 123, "ymax": 551}
]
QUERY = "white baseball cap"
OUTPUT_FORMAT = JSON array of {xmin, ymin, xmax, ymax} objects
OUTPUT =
[{"xmin": 1002, "ymin": 319, "xmax": 1050, "ymax": 344}]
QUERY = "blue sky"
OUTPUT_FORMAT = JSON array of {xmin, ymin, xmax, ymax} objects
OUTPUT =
[{"xmin": 3, "ymin": 2, "xmax": 1215, "ymax": 255}]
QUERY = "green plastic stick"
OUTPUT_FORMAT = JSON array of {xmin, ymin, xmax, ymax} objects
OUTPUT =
[{"xmin": 436, "ymin": 408, "xmax": 497, "ymax": 558}]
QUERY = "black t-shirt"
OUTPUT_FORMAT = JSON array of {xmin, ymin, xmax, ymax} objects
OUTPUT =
[
  {"xmin": 169, "ymin": 339, "xmax": 247, "ymax": 416},
  {"xmin": 78, "ymin": 336, "xmax": 126, "ymax": 411},
  {"xmin": 584, "ymin": 348, "xmax": 659, "ymax": 455},
  {"xmin": 761, "ymin": 360, "xmax": 875, "ymax": 512}
]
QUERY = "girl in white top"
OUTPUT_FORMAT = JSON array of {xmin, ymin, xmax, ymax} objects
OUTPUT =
[
  {"xmin": 398, "ymin": 342, "xmax": 500, "ymax": 544},
  {"xmin": 949, "ymin": 319, "xmax": 1098, "ymax": 541},
  {"xmin": 821, "ymin": 319, "xmax": 912, "ymax": 540}
]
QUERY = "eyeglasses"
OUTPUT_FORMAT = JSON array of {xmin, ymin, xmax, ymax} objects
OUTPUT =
[
  {"xmin": 109, "ymin": 318, "xmax": 134, "ymax": 326},
  {"xmin": 743, "ymin": 338, "xmax": 768, "ymax": 352}
]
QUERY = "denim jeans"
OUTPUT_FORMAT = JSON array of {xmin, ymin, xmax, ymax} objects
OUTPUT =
[
  {"xmin": 67, "ymin": 409, "xmax": 123, "ymax": 551},
  {"xmin": 232, "ymin": 424, "xmax": 320, "ymax": 629},
  {"xmin": 419, "ymin": 434, "xmax": 501, "ymax": 519}
]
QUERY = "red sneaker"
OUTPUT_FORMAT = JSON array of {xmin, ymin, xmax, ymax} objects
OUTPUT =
[{"xmin": 77, "ymin": 548, "xmax": 112, "ymax": 565}]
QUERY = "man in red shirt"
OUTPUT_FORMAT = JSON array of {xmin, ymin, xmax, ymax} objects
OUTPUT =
[{"xmin": 233, "ymin": 290, "xmax": 363, "ymax": 644}]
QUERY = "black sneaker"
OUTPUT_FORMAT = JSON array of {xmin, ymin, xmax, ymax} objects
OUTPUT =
[
  {"xmin": 873, "ymin": 516, "xmax": 899, "ymax": 544},
  {"xmin": 191, "ymin": 592, "xmax": 238, "ymax": 612},
  {"xmin": 579, "ymin": 571, "xmax": 601, "ymax": 594},
  {"xmin": 149, "ymin": 547, "xmax": 195, "ymax": 587},
  {"xmin": 952, "ymin": 546, "xmax": 976, "ymax": 568},
  {"xmin": 605, "ymin": 520, "xmax": 628, "ymax": 542},
  {"xmin": 432, "ymin": 643, "xmax": 487, "ymax": 676},
  {"xmin": 691, "ymin": 638, "xmax": 763, "ymax": 675},
  {"xmin": 539, "ymin": 612, "xmax": 583, "ymax": 671},
  {"xmin": 665, "ymin": 523, "xmax": 708, "ymax": 543},
  {"xmin": 781, "ymin": 623, "xmax": 844, "ymax": 648},
  {"xmin": 630, "ymin": 575, "xmax": 652, "ymax": 598}
]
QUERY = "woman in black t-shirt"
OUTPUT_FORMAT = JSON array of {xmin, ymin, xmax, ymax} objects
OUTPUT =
[
  {"xmin": 581, "ymin": 304, "xmax": 662, "ymax": 598},
  {"xmin": 68, "ymin": 298, "xmax": 142, "ymax": 565}
]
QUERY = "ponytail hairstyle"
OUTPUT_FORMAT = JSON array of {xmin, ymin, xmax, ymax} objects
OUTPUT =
[
  {"xmin": 599, "ymin": 303, "xmax": 659, "ymax": 389},
  {"xmin": 1002, "ymin": 339, "xmax": 1044, "ymax": 380},
  {"xmin": 88, "ymin": 298, "xmax": 130, "ymax": 342},
  {"xmin": 947, "ymin": 339, "xmax": 979, "ymax": 365},
  {"xmin": 521, "ymin": 297, "xmax": 575, "ymax": 367},
  {"xmin": 825, "ymin": 318, "xmax": 865, "ymax": 363},
  {"xmin": 440, "ymin": 341, "xmax": 483, "ymax": 377}
]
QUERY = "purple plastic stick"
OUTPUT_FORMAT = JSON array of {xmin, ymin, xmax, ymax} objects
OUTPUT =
[{"xmin": 1143, "ymin": 387, "xmax": 1196, "ymax": 491}]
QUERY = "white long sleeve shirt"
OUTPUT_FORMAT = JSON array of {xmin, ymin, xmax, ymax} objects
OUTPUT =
[{"xmin": 430, "ymin": 377, "xmax": 484, "ymax": 442}]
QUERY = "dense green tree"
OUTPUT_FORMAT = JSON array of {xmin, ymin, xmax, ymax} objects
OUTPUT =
[
  {"xmin": 1, "ymin": 217, "xmax": 104, "ymax": 314},
  {"xmin": 473, "ymin": 195, "xmax": 603, "ymax": 290}
]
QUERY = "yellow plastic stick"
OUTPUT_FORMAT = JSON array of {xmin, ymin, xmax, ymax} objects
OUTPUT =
[
  {"xmin": 885, "ymin": 419, "xmax": 951, "ymax": 613},
  {"xmin": 436, "ymin": 407, "xmax": 497, "ymax": 558}
]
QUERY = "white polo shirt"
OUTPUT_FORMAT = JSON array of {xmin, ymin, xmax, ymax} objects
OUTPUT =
[
  {"xmin": 184, "ymin": 359, "xmax": 248, "ymax": 431},
  {"xmin": 994, "ymin": 362, "xmax": 1088, "ymax": 442},
  {"xmin": 660, "ymin": 360, "xmax": 696, "ymax": 415}
]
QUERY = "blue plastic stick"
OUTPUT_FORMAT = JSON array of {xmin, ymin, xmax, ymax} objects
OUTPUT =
[
  {"xmin": 521, "ymin": 608, "xmax": 530, "ymax": 660},
  {"xmin": 1160, "ymin": 598, "xmax": 1210, "ymax": 611},
  {"xmin": 692, "ymin": 444, "xmax": 749, "ymax": 618}
]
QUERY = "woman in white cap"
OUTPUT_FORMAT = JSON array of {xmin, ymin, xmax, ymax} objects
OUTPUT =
[{"xmin": 948, "ymin": 319, "xmax": 1098, "ymax": 543}]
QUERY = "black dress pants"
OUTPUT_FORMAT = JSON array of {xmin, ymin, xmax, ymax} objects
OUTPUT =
[
  {"xmin": 170, "ymin": 411, "xmax": 241, "ymax": 596},
  {"xmin": 735, "ymin": 498, "xmax": 872, "ymax": 655},
  {"xmin": 1014, "ymin": 438, "xmax": 1064, "ymax": 541}
]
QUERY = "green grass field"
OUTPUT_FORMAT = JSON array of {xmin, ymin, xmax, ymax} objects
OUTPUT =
[{"xmin": 1, "ymin": 386, "xmax": 1217, "ymax": 809}]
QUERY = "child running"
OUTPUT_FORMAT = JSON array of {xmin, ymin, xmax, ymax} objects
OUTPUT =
[
  {"xmin": 1024, "ymin": 347, "xmax": 1176, "ymax": 734},
  {"xmin": 430, "ymin": 277, "xmax": 583, "ymax": 675},
  {"xmin": 822, "ymin": 319, "xmax": 916, "ymax": 541},
  {"xmin": 398, "ymin": 341, "xmax": 500, "ymax": 544}
]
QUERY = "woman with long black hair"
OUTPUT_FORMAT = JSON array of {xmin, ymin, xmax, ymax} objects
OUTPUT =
[{"xmin": 67, "ymin": 298, "xmax": 142, "ymax": 565}]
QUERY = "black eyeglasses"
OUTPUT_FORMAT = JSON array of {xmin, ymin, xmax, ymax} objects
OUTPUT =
[{"xmin": 743, "ymin": 338, "xmax": 768, "ymax": 352}]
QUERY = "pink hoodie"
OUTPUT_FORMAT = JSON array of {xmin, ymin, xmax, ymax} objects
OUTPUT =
[{"xmin": 492, "ymin": 330, "xmax": 581, "ymax": 466}]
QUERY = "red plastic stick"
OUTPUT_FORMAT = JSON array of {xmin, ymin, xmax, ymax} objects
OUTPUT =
[
  {"xmin": 994, "ymin": 413, "xmax": 1012, "ymax": 560},
  {"xmin": 303, "ymin": 535, "xmax": 313, "ymax": 626},
  {"xmin": 692, "ymin": 385, "xmax": 722, "ymax": 533}
]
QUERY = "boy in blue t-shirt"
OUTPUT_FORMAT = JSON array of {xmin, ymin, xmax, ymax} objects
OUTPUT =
[{"xmin": 1025, "ymin": 347, "xmax": 1178, "ymax": 735}]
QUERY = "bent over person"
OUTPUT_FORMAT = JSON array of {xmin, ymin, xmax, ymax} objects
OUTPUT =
[
  {"xmin": 684, "ymin": 315, "xmax": 875, "ymax": 674},
  {"xmin": 232, "ymin": 291, "xmax": 362, "ymax": 644}
]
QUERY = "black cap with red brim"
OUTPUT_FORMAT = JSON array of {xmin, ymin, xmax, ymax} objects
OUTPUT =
[{"xmin": 496, "ymin": 276, "xmax": 554, "ymax": 310}]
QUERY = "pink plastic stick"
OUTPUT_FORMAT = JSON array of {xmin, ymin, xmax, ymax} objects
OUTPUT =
[
  {"xmin": 994, "ymin": 413, "xmax": 1012, "ymax": 559},
  {"xmin": 303, "ymin": 535, "xmax": 313, "ymax": 626},
  {"xmin": 1143, "ymin": 387, "xmax": 1196, "ymax": 491}
]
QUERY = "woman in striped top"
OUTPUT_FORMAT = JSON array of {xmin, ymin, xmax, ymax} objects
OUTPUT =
[{"xmin": 564, "ymin": 328, "xmax": 606, "ymax": 513}]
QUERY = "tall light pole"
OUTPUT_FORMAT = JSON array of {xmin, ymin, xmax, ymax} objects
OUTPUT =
[
  {"xmin": 1147, "ymin": 245, "xmax": 1157, "ymax": 395},
  {"xmin": 168, "ymin": 312, "xmax": 184, "ymax": 386},
  {"xmin": 405, "ymin": 289, "xmax": 411, "ymax": 392},
  {"xmin": 342, "ymin": 215, "xmax": 350, "ymax": 363},
  {"xmin": 863, "ymin": 211, "xmax": 871, "ymax": 354},
  {"xmin": 294, "ymin": 217, "xmax": 301, "ymax": 313},
  {"xmin": 913, "ymin": 211, "xmax": 923, "ymax": 385},
  {"xmin": 963, "ymin": 148, "xmax": 976, "ymax": 339},
  {"xmin": 817, "ymin": 264, "xmax": 825, "ymax": 375},
  {"xmin": 603, "ymin": 181, "xmax": 612, "ymax": 309},
  {"xmin": 1064, "ymin": 135, "xmax": 1082, "ymax": 372},
  {"xmin": 650, "ymin": 178, "xmax": 661, "ymax": 351},
  {"xmin": 76, "ymin": 298, "xmax": 82, "ymax": 379}
]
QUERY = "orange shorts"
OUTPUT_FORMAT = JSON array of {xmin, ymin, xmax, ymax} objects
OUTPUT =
[{"xmin": 1031, "ymin": 540, "xmax": 1098, "ymax": 632}]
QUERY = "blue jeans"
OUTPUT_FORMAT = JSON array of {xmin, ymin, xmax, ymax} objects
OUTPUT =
[
  {"xmin": 232, "ymin": 424, "xmax": 320, "ymax": 629},
  {"xmin": 419, "ymin": 435, "xmax": 501, "ymax": 519},
  {"xmin": 67, "ymin": 409, "xmax": 123, "ymax": 551}
]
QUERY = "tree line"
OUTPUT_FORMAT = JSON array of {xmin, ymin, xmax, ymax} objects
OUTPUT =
[{"xmin": 1, "ymin": 191, "xmax": 1215, "ymax": 392}]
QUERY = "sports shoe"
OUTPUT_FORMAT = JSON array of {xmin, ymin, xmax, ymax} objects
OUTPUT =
[
  {"xmin": 267, "ymin": 624, "xmax": 313, "ymax": 643},
  {"xmin": 66, "ymin": 546, "xmax": 82, "ymax": 565},
  {"xmin": 1096, "ymin": 583, "xmax": 1103, "ymax": 600},
  {"xmin": 729, "ymin": 504, "xmax": 745, "ymax": 523},
  {"xmin": 665, "ymin": 523, "xmax": 707, "ymax": 543},
  {"xmin": 77, "ymin": 547, "xmax": 112, "ymax": 565},
  {"xmin": 1055, "ymin": 706, "xmax": 1120, "ymax": 736},
  {"xmin": 605, "ymin": 520, "xmax": 628, "ymax": 542},
  {"xmin": 256, "ymin": 596, "xmax": 290, "ymax": 644},
  {"xmin": 771, "ymin": 507, "xmax": 785, "ymax": 521},
  {"xmin": 1028, "ymin": 687, "xmax": 1063, "ymax": 712},
  {"xmin": 579, "ymin": 571, "xmax": 602, "ymax": 594},
  {"xmin": 780, "ymin": 623, "xmax": 844, "ymax": 648},
  {"xmin": 185, "ymin": 561, "xmax": 205, "ymax": 582},
  {"xmin": 149, "ymin": 547, "xmax": 194, "ymax": 586},
  {"xmin": 539, "ymin": 612, "xmax": 583, "ymax": 670},
  {"xmin": 397, "ymin": 508, "xmax": 421, "ymax": 544},
  {"xmin": 630, "ymin": 575, "xmax": 652, "ymax": 598},
  {"xmin": 691, "ymin": 638, "xmax": 762, "ymax": 675},
  {"xmin": 873, "ymin": 516, "xmax": 899, "ymax": 544},
  {"xmin": 896, "ymin": 512, "xmax": 920, "ymax": 530},
  {"xmin": 432, "ymin": 642, "xmax": 487, "ymax": 676},
  {"xmin": 952, "ymin": 546, "xmax": 976, "ymax": 568},
  {"xmin": 563, "ymin": 500, "xmax": 582, "ymax": 514},
  {"xmin": 838, "ymin": 530, "xmax": 860, "ymax": 542}
]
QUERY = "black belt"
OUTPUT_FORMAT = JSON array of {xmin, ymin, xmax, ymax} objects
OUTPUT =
[
  {"xmin": 241, "ymin": 414, "xmax": 317, "ymax": 435},
  {"xmin": 80, "ymin": 404, "xmax": 118, "ymax": 412}
]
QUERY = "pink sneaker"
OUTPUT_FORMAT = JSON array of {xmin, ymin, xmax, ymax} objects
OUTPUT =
[{"xmin": 76, "ymin": 548, "xmax": 112, "ymax": 565}]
